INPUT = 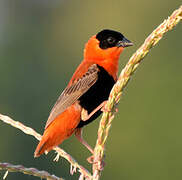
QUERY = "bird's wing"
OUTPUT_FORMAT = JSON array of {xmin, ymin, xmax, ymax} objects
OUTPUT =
[{"xmin": 45, "ymin": 64, "xmax": 99, "ymax": 129}]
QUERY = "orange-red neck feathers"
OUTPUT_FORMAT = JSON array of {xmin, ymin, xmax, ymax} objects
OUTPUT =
[{"xmin": 84, "ymin": 35, "xmax": 124, "ymax": 80}]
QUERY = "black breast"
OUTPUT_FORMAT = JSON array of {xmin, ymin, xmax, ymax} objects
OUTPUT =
[{"xmin": 77, "ymin": 65, "xmax": 115, "ymax": 128}]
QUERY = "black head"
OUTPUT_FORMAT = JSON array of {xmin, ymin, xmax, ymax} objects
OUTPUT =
[{"xmin": 96, "ymin": 29, "xmax": 133, "ymax": 49}]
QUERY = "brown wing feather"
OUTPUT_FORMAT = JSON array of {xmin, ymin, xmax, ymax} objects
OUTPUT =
[{"xmin": 45, "ymin": 64, "xmax": 99, "ymax": 129}]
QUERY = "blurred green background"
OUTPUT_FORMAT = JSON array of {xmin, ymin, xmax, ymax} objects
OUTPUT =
[{"xmin": 0, "ymin": 0, "xmax": 181, "ymax": 179}]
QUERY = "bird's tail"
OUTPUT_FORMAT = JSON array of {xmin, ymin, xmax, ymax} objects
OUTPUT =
[
  {"xmin": 34, "ymin": 133, "xmax": 51, "ymax": 157},
  {"xmin": 34, "ymin": 104, "xmax": 81, "ymax": 157}
]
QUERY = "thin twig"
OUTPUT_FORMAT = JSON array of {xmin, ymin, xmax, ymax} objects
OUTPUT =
[
  {"xmin": 92, "ymin": 5, "xmax": 182, "ymax": 179},
  {"xmin": 0, "ymin": 162, "xmax": 62, "ymax": 180},
  {"xmin": 0, "ymin": 114, "xmax": 92, "ymax": 179}
]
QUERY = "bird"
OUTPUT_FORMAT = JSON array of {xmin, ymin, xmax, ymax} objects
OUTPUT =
[{"xmin": 34, "ymin": 29, "xmax": 133, "ymax": 158}]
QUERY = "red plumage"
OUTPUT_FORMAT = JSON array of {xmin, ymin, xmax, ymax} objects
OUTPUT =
[{"xmin": 34, "ymin": 29, "xmax": 133, "ymax": 157}]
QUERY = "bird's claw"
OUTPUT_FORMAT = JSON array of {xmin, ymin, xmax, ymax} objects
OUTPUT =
[
  {"xmin": 101, "ymin": 104, "xmax": 118, "ymax": 113},
  {"xmin": 87, "ymin": 155, "xmax": 105, "ymax": 171},
  {"xmin": 87, "ymin": 155, "xmax": 94, "ymax": 164}
]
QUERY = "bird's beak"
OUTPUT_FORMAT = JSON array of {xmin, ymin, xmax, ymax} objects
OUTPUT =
[{"xmin": 117, "ymin": 37, "xmax": 133, "ymax": 48}]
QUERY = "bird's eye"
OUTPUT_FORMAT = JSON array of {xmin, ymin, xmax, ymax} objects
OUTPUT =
[{"xmin": 107, "ymin": 37, "xmax": 116, "ymax": 44}]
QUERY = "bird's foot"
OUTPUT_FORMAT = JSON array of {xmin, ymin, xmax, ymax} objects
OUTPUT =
[
  {"xmin": 101, "ymin": 102, "xmax": 118, "ymax": 113},
  {"xmin": 87, "ymin": 155, "xmax": 105, "ymax": 171}
]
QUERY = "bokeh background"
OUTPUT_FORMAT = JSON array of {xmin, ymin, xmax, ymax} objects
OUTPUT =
[{"xmin": 0, "ymin": 0, "xmax": 181, "ymax": 179}]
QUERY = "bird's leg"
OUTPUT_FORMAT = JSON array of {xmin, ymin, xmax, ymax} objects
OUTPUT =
[
  {"xmin": 75, "ymin": 128, "xmax": 105, "ymax": 170},
  {"xmin": 75, "ymin": 129, "xmax": 101, "ymax": 165},
  {"xmin": 75, "ymin": 128, "xmax": 94, "ymax": 154},
  {"xmin": 81, "ymin": 101, "xmax": 107, "ymax": 121}
]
